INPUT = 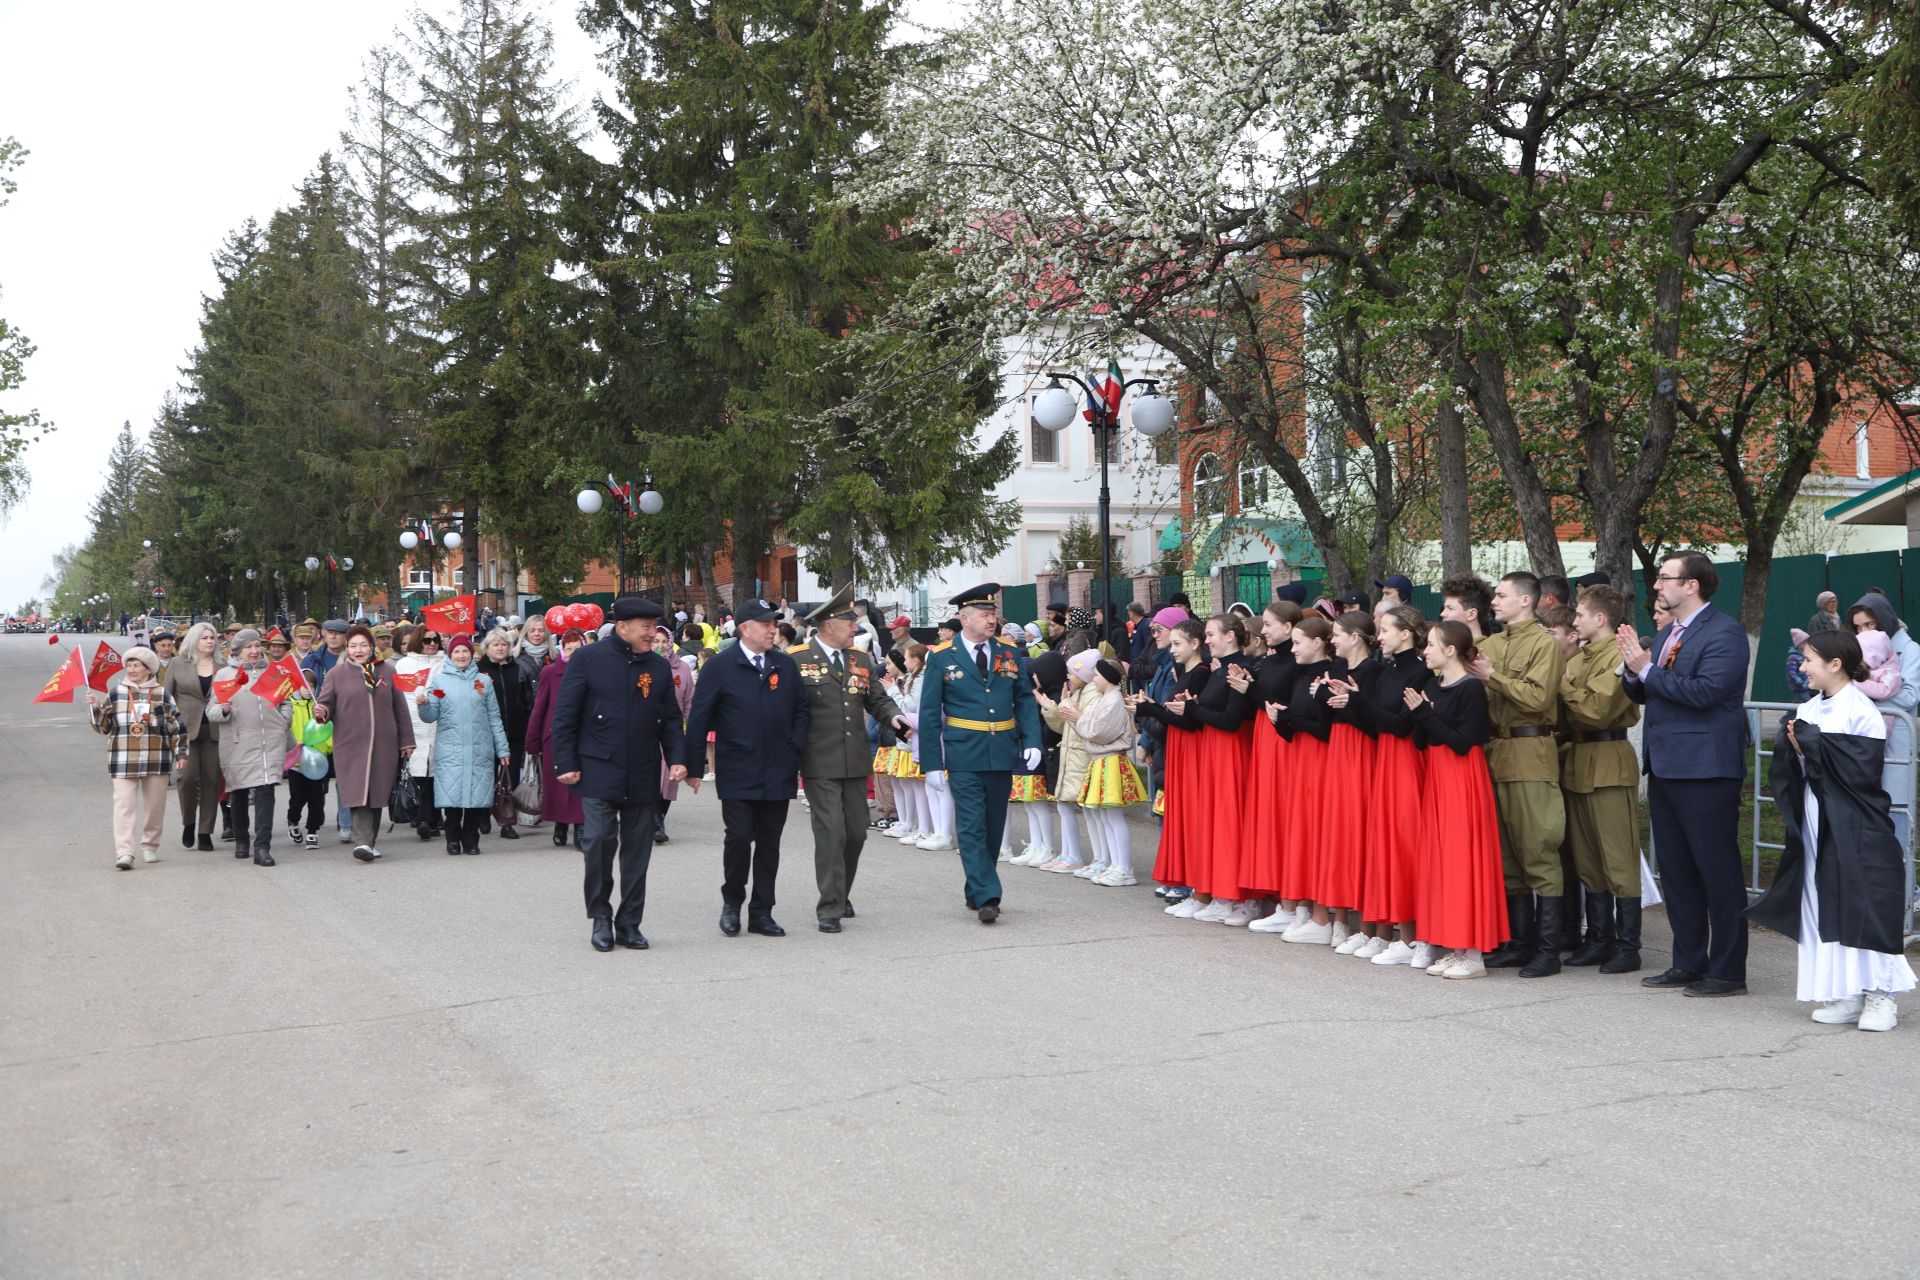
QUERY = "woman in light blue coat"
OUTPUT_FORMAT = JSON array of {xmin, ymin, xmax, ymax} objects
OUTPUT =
[{"xmin": 418, "ymin": 633, "xmax": 509, "ymax": 855}]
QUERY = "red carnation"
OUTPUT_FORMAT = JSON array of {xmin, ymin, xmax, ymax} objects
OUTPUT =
[{"xmin": 432, "ymin": 688, "xmax": 447, "ymax": 699}]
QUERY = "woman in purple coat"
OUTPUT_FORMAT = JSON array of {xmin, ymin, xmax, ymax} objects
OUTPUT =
[
  {"xmin": 655, "ymin": 625, "xmax": 696, "ymax": 843},
  {"xmin": 527, "ymin": 628, "xmax": 588, "ymax": 846}
]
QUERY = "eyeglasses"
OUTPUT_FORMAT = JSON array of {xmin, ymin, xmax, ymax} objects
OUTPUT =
[{"xmin": 1652, "ymin": 574, "xmax": 1693, "ymax": 584}]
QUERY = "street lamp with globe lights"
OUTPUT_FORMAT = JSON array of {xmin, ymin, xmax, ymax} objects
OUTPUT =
[
  {"xmin": 1031, "ymin": 371, "xmax": 1176, "ymax": 624},
  {"xmin": 576, "ymin": 475, "xmax": 662, "ymax": 597}
]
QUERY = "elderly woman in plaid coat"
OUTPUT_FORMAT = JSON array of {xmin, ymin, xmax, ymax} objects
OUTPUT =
[{"xmin": 86, "ymin": 644, "xmax": 188, "ymax": 870}]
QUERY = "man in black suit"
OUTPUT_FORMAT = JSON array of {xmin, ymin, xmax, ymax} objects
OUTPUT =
[
  {"xmin": 1618, "ymin": 551, "xmax": 1752, "ymax": 997},
  {"xmin": 551, "ymin": 597, "xmax": 687, "ymax": 953},
  {"xmin": 684, "ymin": 598, "xmax": 810, "ymax": 938}
]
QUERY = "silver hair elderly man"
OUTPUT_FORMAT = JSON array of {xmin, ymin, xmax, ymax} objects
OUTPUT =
[{"xmin": 1807, "ymin": 591, "xmax": 1842, "ymax": 635}]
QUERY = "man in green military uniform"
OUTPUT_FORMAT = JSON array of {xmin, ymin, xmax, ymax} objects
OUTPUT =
[
  {"xmin": 1469, "ymin": 570, "xmax": 1568, "ymax": 976},
  {"xmin": 919, "ymin": 584, "xmax": 1044, "ymax": 923},
  {"xmin": 794, "ymin": 585, "xmax": 910, "ymax": 932},
  {"xmin": 1560, "ymin": 583, "xmax": 1644, "ymax": 974}
]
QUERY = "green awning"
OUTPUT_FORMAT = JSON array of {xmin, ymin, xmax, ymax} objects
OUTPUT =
[{"xmin": 1157, "ymin": 518, "xmax": 1182, "ymax": 552}]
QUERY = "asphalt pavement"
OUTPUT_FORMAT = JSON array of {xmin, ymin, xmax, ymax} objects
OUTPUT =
[{"xmin": 3, "ymin": 633, "xmax": 1918, "ymax": 1278}]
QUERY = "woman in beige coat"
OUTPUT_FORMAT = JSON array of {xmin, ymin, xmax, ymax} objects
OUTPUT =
[
  {"xmin": 206, "ymin": 628, "xmax": 295, "ymax": 866},
  {"xmin": 162, "ymin": 622, "xmax": 222, "ymax": 850}
]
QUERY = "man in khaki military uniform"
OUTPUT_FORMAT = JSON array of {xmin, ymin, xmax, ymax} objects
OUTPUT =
[
  {"xmin": 794, "ymin": 585, "xmax": 910, "ymax": 930},
  {"xmin": 1561, "ymin": 583, "xmax": 1644, "ymax": 974},
  {"xmin": 1470, "ymin": 571, "xmax": 1567, "ymax": 977}
]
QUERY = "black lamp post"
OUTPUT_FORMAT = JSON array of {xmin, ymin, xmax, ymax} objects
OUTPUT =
[{"xmin": 577, "ymin": 475, "xmax": 662, "ymax": 598}]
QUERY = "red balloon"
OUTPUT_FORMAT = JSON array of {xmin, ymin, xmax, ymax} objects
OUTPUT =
[
  {"xmin": 582, "ymin": 603, "xmax": 604, "ymax": 628},
  {"xmin": 544, "ymin": 606, "xmax": 570, "ymax": 633},
  {"xmin": 565, "ymin": 603, "xmax": 593, "ymax": 629}
]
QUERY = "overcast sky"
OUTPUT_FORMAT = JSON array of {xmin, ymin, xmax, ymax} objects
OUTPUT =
[{"xmin": 0, "ymin": 0, "xmax": 954, "ymax": 612}]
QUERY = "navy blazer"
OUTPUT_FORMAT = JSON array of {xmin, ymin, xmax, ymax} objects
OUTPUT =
[
  {"xmin": 682, "ymin": 643, "xmax": 810, "ymax": 801},
  {"xmin": 1624, "ymin": 601, "xmax": 1749, "ymax": 780},
  {"xmin": 549, "ymin": 637, "xmax": 686, "ymax": 805}
]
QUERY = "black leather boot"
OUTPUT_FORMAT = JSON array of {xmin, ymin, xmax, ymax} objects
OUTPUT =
[
  {"xmin": 1519, "ymin": 897, "xmax": 1564, "ymax": 977},
  {"xmin": 1600, "ymin": 897, "xmax": 1643, "ymax": 973},
  {"xmin": 1566, "ymin": 892, "xmax": 1615, "ymax": 965},
  {"xmin": 253, "ymin": 846, "xmax": 275, "ymax": 867},
  {"xmin": 1486, "ymin": 893, "xmax": 1532, "ymax": 968},
  {"xmin": 552, "ymin": 823, "xmax": 569, "ymax": 847}
]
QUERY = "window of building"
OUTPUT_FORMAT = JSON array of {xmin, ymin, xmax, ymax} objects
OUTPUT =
[
  {"xmin": 452, "ymin": 568, "xmax": 464, "ymax": 587},
  {"xmin": 1239, "ymin": 454, "xmax": 1273, "ymax": 511},
  {"xmin": 1029, "ymin": 399, "xmax": 1061, "ymax": 465},
  {"xmin": 407, "ymin": 567, "xmax": 432, "ymax": 588},
  {"xmin": 1192, "ymin": 452, "xmax": 1226, "ymax": 516}
]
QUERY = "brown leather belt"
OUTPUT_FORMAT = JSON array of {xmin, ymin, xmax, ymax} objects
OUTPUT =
[
  {"xmin": 1496, "ymin": 725, "xmax": 1554, "ymax": 739},
  {"xmin": 1573, "ymin": 729, "xmax": 1630, "ymax": 743}
]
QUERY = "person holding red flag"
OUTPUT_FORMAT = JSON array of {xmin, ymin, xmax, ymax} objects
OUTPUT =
[
  {"xmin": 85, "ymin": 645, "xmax": 187, "ymax": 870},
  {"xmin": 206, "ymin": 629, "xmax": 296, "ymax": 866}
]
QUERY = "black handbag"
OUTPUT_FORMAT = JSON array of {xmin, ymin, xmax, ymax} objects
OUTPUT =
[{"xmin": 390, "ymin": 764, "xmax": 421, "ymax": 826}]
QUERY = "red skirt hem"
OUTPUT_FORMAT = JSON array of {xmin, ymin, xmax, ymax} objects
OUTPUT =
[{"xmin": 1414, "ymin": 745, "xmax": 1510, "ymax": 951}]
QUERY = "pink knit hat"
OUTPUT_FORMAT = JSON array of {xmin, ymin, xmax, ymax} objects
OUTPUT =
[{"xmin": 1150, "ymin": 606, "xmax": 1189, "ymax": 629}]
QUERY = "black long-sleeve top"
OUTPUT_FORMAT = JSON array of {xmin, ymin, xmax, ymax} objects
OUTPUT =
[
  {"xmin": 1412, "ymin": 675, "xmax": 1490, "ymax": 756},
  {"xmin": 1272, "ymin": 659, "xmax": 1334, "ymax": 741},
  {"xmin": 1328, "ymin": 654, "xmax": 1383, "ymax": 734},
  {"xmin": 1185, "ymin": 652, "xmax": 1254, "ymax": 730},
  {"xmin": 1250, "ymin": 648, "xmax": 1297, "ymax": 724},
  {"xmin": 1348, "ymin": 648, "xmax": 1430, "ymax": 740},
  {"xmin": 1136, "ymin": 660, "xmax": 1211, "ymax": 734}
]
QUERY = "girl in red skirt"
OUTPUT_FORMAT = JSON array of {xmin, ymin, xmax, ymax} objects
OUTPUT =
[
  {"xmin": 1136, "ymin": 620, "xmax": 1212, "ymax": 910},
  {"xmin": 1347, "ymin": 605, "xmax": 1433, "ymax": 967},
  {"xmin": 1175, "ymin": 615, "xmax": 1257, "ymax": 924},
  {"xmin": 1407, "ymin": 619, "xmax": 1509, "ymax": 979},
  {"xmin": 1319, "ymin": 613, "xmax": 1382, "ymax": 950},
  {"xmin": 1267, "ymin": 616, "xmax": 1335, "ymax": 942},
  {"xmin": 1240, "ymin": 601, "xmax": 1302, "ymax": 931}
]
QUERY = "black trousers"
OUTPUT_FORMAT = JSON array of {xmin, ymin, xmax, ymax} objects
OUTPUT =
[
  {"xmin": 229, "ymin": 785, "xmax": 277, "ymax": 853},
  {"xmin": 720, "ymin": 797, "xmax": 788, "ymax": 916},
  {"xmin": 447, "ymin": 805, "xmax": 487, "ymax": 849},
  {"xmin": 1649, "ymin": 774, "xmax": 1747, "ymax": 982},
  {"xmin": 581, "ymin": 797, "xmax": 657, "ymax": 926},
  {"xmin": 286, "ymin": 772, "xmax": 328, "ymax": 830}
]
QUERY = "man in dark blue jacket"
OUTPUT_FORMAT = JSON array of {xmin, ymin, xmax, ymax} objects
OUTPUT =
[
  {"xmin": 551, "ymin": 597, "xmax": 687, "ymax": 953},
  {"xmin": 1619, "ymin": 551, "xmax": 1752, "ymax": 997},
  {"xmin": 684, "ymin": 598, "xmax": 810, "ymax": 938}
]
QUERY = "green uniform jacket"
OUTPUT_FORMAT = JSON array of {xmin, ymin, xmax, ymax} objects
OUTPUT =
[
  {"xmin": 1560, "ymin": 634, "xmax": 1640, "ymax": 793},
  {"xmin": 1480, "ymin": 617, "xmax": 1565, "ymax": 783},
  {"xmin": 918, "ymin": 636, "xmax": 1043, "ymax": 773},
  {"xmin": 790, "ymin": 640, "xmax": 902, "ymax": 779}
]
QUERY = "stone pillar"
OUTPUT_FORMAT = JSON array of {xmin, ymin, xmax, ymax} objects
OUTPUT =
[
  {"xmin": 1036, "ymin": 571, "xmax": 1063, "ymax": 613},
  {"xmin": 1130, "ymin": 572, "xmax": 1160, "ymax": 609},
  {"xmin": 1066, "ymin": 568, "xmax": 1094, "ymax": 609}
]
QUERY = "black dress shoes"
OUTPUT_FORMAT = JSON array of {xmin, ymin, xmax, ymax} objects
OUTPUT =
[
  {"xmin": 843, "ymin": 901, "xmax": 856, "ymax": 919},
  {"xmin": 499, "ymin": 825, "xmax": 519, "ymax": 840},
  {"xmin": 1642, "ymin": 967, "xmax": 1705, "ymax": 989},
  {"xmin": 447, "ymin": 835, "xmax": 462, "ymax": 856},
  {"xmin": 615, "ymin": 923, "xmax": 649, "ymax": 950},
  {"xmin": 196, "ymin": 834, "xmax": 214, "ymax": 852},
  {"xmin": 720, "ymin": 906, "xmax": 742, "ymax": 937},
  {"xmin": 552, "ymin": 824, "xmax": 569, "ymax": 847},
  {"xmin": 747, "ymin": 916, "xmax": 786, "ymax": 937},
  {"xmin": 1683, "ymin": 978, "xmax": 1748, "ymax": 998},
  {"xmin": 253, "ymin": 849, "xmax": 275, "ymax": 867},
  {"xmin": 234, "ymin": 844, "xmax": 249, "ymax": 859},
  {"xmin": 654, "ymin": 822, "xmax": 669, "ymax": 844},
  {"xmin": 818, "ymin": 918, "xmax": 842, "ymax": 933},
  {"xmin": 591, "ymin": 918, "xmax": 614, "ymax": 952},
  {"xmin": 978, "ymin": 902, "xmax": 1000, "ymax": 924}
]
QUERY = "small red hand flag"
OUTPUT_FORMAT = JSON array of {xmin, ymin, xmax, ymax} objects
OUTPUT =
[
  {"xmin": 246, "ymin": 655, "xmax": 304, "ymax": 707},
  {"xmin": 87, "ymin": 642, "xmax": 124, "ymax": 692},
  {"xmin": 34, "ymin": 646, "xmax": 86, "ymax": 704},
  {"xmin": 420, "ymin": 594, "xmax": 477, "ymax": 634}
]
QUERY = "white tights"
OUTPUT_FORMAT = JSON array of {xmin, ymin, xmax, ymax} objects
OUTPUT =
[
  {"xmin": 895, "ymin": 778, "xmax": 922, "ymax": 834},
  {"xmin": 925, "ymin": 772, "xmax": 955, "ymax": 840},
  {"xmin": 1091, "ymin": 808, "xmax": 1132, "ymax": 874},
  {"xmin": 1054, "ymin": 800, "xmax": 1086, "ymax": 862},
  {"xmin": 1023, "ymin": 799, "xmax": 1057, "ymax": 851}
]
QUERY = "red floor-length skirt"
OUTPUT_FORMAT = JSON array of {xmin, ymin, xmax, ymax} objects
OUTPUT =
[
  {"xmin": 1238, "ymin": 717, "xmax": 1290, "ymax": 896},
  {"xmin": 1414, "ymin": 745, "xmax": 1511, "ymax": 951},
  {"xmin": 1277, "ymin": 733, "xmax": 1328, "ymax": 901},
  {"xmin": 1361, "ymin": 732, "xmax": 1424, "ymax": 924},
  {"xmin": 1151, "ymin": 727, "xmax": 1207, "ymax": 888},
  {"xmin": 1314, "ymin": 723, "xmax": 1375, "ymax": 910},
  {"xmin": 1195, "ymin": 722, "xmax": 1255, "ymax": 900}
]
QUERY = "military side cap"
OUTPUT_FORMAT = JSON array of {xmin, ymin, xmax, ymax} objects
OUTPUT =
[
  {"xmin": 612, "ymin": 596, "xmax": 664, "ymax": 622},
  {"xmin": 804, "ymin": 583, "xmax": 859, "ymax": 624},
  {"xmin": 736, "ymin": 597, "xmax": 781, "ymax": 623},
  {"xmin": 948, "ymin": 582, "xmax": 1001, "ymax": 610}
]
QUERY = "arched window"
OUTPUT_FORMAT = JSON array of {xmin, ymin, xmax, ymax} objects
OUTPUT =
[{"xmin": 1191, "ymin": 452, "xmax": 1225, "ymax": 516}]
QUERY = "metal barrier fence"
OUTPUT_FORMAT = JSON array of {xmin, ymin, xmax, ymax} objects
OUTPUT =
[{"xmin": 1743, "ymin": 701, "xmax": 1919, "ymax": 943}]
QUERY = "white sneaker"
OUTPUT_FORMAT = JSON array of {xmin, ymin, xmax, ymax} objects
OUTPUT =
[
  {"xmin": 115, "ymin": 853, "xmax": 134, "ymax": 870},
  {"xmin": 1409, "ymin": 942, "xmax": 1440, "ymax": 970},
  {"xmin": 1812, "ymin": 996, "xmax": 1865, "ymax": 1025},
  {"xmin": 916, "ymin": 834, "xmax": 955, "ymax": 851},
  {"xmin": 1355, "ymin": 935, "xmax": 1389, "ymax": 960},
  {"xmin": 289, "ymin": 823, "xmax": 305, "ymax": 844},
  {"xmin": 1442, "ymin": 950, "xmax": 1487, "ymax": 979},
  {"xmin": 1860, "ymin": 993, "xmax": 1899, "ymax": 1032},
  {"xmin": 895, "ymin": 826, "xmax": 923, "ymax": 843},
  {"xmin": 1192, "ymin": 898, "xmax": 1233, "ymax": 923},
  {"xmin": 1425, "ymin": 949, "xmax": 1460, "ymax": 975},
  {"xmin": 1329, "ymin": 920, "xmax": 1353, "ymax": 948},
  {"xmin": 1283, "ymin": 919, "xmax": 1332, "ymax": 944},
  {"xmin": 1013, "ymin": 844, "xmax": 1050, "ymax": 865},
  {"xmin": 1095, "ymin": 867, "xmax": 1138, "ymax": 887},
  {"xmin": 1333, "ymin": 930, "xmax": 1368, "ymax": 955},
  {"xmin": 1073, "ymin": 861, "xmax": 1110, "ymax": 880},
  {"xmin": 1222, "ymin": 901, "xmax": 1259, "ymax": 926},
  {"xmin": 352, "ymin": 845, "xmax": 381, "ymax": 862},
  {"xmin": 1371, "ymin": 940, "xmax": 1416, "ymax": 966},
  {"xmin": 1248, "ymin": 909, "xmax": 1292, "ymax": 933},
  {"xmin": 305, "ymin": 834, "xmax": 319, "ymax": 849},
  {"xmin": 141, "ymin": 848, "xmax": 161, "ymax": 864},
  {"xmin": 1166, "ymin": 895, "xmax": 1207, "ymax": 917},
  {"xmin": 998, "ymin": 845, "xmax": 1016, "ymax": 862},
  {"xmin": 338, "ymin": 829, "xmax": 352, "ymax": 844}
]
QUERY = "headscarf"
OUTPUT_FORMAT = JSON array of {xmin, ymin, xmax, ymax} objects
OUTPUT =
[{"xmin": 1067, "ymin": 607, "xmax": 1094, "ymax": 631}]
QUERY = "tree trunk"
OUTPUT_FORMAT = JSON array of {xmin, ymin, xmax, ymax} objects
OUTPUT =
[
  {"xmin": 729, "ymin": 502, "xmax": 762, "ymax": 610},
  {"xmin": 1462, "ymin": 347, "xmax": 1566, "ymax": 577},
  {"xmin": 501, "ymin": 548, "xmax": 520, "ymax": 616},
  {"xmin": 461, "ymin": 494, "xmax": 480, "ymax": 604},
  {"xmin": 1737, "ymin": 537, "xmax": 1771, "ymax": 699},
  {"xmin": 828, "ymin": 508, "xmax": 856, "ymax": 593},
  {"xmin": 1435, "ymin": 399, "xmax": 1472, "ymax": 579}
]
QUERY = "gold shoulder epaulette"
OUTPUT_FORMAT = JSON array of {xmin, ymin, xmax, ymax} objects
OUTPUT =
[{"xmin": 928, "ymin": 641, "xmax": 953, "ymax": 654}]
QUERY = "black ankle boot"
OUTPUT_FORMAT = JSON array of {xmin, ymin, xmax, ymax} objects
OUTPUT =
[
  {"xmin": 1519, "ymin": 897, "xmax": 1564, "ymax": 977},
  {"xmin": 552, "ymin": 824, "xmax": 569, "ymax": 846},
  {"xmin": 1566, "ymin": 892, "xmax": 1615, "ymax": 965},
  {"xmin": 196, "ymin": 834, "xmax": 214, "ymax": 852},
  {"xmin": 1486, "ymin": 893, "xmax": 1532, "ymax": 968},
  {"xmin": 1600, "ymin": 897, "xmax": 1644, "ymax": 973},
  {"xmin": 253, "ymin": 847, "xmax": 275, "ymax": 867},
  {"xmin": 447, "ymin": 833, "xmax": 462, "ymax": 855},
  {"xmin": 182, "ymin": 823, "xmax": 195, "ymax": 849}
]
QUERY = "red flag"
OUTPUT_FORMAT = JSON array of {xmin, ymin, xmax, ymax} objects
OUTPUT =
[
  {"xmin": 247, "ymin": 655, "xmax": 304, "ymax": 707},
  {"xmin": 212, "ymin": 669, "xmax": 249, "ymax": 705},
  {"xmin": 420, "ymin": 593, "xmax": 477, "ymax": 634},
  {"xmin": 34, "ymin": 647, "xmax": 86, "ymax": 704},
  {"xmin": 393, "ymin": 668, "xmax": 429, "ymax": 693},
  {"xmin": 87, "ymin": 642, "xmax": 124, "ymax": 692}
]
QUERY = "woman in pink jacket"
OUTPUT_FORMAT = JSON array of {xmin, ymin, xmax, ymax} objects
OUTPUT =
[{"xmin": 526, "ymin": 628, "xmax": 587, "ymax": 846}]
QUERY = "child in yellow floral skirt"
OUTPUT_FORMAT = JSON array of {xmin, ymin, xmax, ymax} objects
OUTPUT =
[
  {"xmin": 888, "ymin": 647, "xmax": 932, "ymax": 845},
  {"xmin": 1075, "ymin": 658, "xmax": 1147, "ymax": 886}
]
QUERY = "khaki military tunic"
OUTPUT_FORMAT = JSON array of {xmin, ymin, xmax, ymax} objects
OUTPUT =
[
  {"xmin": 1480, "ymin": 617, "xmax": 1567, "ymax": 894},
  {"xmin": 1560, "ymin": 634, "xmax": 1643, "ymax": 896}
]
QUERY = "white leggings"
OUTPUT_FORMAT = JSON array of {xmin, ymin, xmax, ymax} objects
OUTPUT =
[
  {"xmin": 925, "ymin": 772, "xmax": 955, "ymax": 840},
  {"xmin": 895, "ymin": 777, "xmax": 922, "ymax": 833},
  {"xmin": 1023, "ymin": 799, "xmax": 1058, "ymax": 851},
  {"xmin": 1053, "ymin": 800, "xmax": 1086, "ymax": 862},
  {"xmin": 1089, "ymin": 808, "xmax": 1132, "ymax": 874}
]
